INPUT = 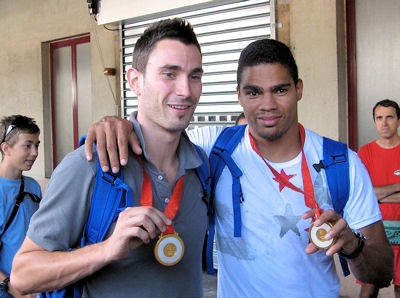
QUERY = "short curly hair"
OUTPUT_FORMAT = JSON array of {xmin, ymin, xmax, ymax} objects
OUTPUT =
[{"xmin": 237, "ymin": 39, "xmax": 298, "ymax": 87}]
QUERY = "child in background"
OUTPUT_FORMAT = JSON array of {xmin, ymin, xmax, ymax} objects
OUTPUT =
[{"xmin": 0, "ymin": 115, "xmax": 41, "ymax": 298}]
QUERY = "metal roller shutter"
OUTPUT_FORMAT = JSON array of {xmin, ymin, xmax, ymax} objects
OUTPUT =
[{"xmin": 121, "ymin": 0, "xmax": 274, "ymax": 127}]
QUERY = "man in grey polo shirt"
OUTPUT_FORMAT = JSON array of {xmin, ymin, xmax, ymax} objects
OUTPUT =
[{"xmin": 11, "ymin": 18, "xmax": 208, "ymax": 298}]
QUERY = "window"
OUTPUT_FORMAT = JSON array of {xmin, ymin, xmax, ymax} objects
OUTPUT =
[{"xmin": 121, "ymin": 0, "xmax": 274, "ymax": 126}]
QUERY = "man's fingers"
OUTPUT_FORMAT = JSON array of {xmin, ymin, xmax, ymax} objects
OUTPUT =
[
  {"xmin": 85, "ymin": 116, "xmax": 139, "ymax": 169},
  {"xmin": 303, "ymin": 208, "xmax": 355, "ymax": 256},
  {"xmin": 305, "ymin": 242, "xmax": 319, "ymax": 254},
  {"xmin": 121, "ymin": 207, "xmax": 172, "ymax": 233},
  {"xmin": 325, "ymin": 217, "xmax": 348, "ymax": 240},
  {"xmin": 116, "ymin": 127, "xmax": 130, "ymax": 167},
  {"xmin": 125, "ymin": 226, "xmax": 151, "ymax": 245},
  {"xmin": 117, "ymin": 118, "xmax": 137, "ymax": 165},
  {"xmin": 302, "ymin": 209, "xmax": 316, "ymax": 220},
  {"xmin": 128, "ymin": 131, "xmax": 142, "ymax": 157},
  {"xmin": 313, "ymin": 209, "xmax": 340, "ymax": 227},
  {"xmin": 85, "ymin": 127, "xmax": 96, "ymax": 161},
  {"xmin": 93, "ymin": 130, "xmax": 110, "ymax": 172},
  {"xmin": 326, "ymin": 239, "xmax": 346, "ymax": 256},
  {"xmin": 134, "ymin": 207, "xmax": 172, "ymax": 233},
  {"xmin": 104, "ymin": 124, "xmax": 121, "ymax": 173}
]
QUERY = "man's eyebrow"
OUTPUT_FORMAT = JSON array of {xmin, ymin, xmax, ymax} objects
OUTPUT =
[
  {"xmin": 160, "ymin": 65, "xmax": 203, "ymax": 74},
  {"xmin": 160, "ymin": 65, "xmax": 181, "ymax": 71},
  {"xmin": 242, "ymin": 85, "xmax": 263, "ymax": 93},
  {"xmin": 191, "ymin": 67, "xmax": 203, "ymax": 74},
  {"xmin": 270, "ymin": 82, "xmax": 291, "ymax": 90}
]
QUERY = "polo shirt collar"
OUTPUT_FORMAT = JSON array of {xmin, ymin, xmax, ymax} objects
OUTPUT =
[{"xmin": 129, "ymin": 112, "xmax": 203, "ymax": 173}]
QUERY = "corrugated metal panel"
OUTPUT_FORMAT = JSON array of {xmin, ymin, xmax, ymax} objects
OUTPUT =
[{"xmin": 121, "ymin": 0, "xmax": 273, "ymax": 126}]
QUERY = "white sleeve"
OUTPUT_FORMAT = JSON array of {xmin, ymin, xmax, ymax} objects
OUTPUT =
[
  {"xmin": 186, "ymin": 126, "xmax": 226, "ymax": 156},
  {"xmin": 343, "ymin": 149, "xmax": 382, "ymax": 230}
]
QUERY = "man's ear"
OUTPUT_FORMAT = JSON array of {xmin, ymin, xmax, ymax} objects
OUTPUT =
[
  {"xmin": 296, "ymin": 79, "xmax": 303, "ymax": 102},
  {"xmin": 127, "ymin": 68, "xmax": 143, "ymax": 97},
  {"xmin": 237, "ymin": 86, "xmax": 244, "ymax": 107},
  {"xmin": 0, "ymin": 142, "xmax": 10, "ymax": 156}
]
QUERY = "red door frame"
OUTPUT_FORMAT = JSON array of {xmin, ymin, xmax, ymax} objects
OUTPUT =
[
  {"xmin": 346, "ymin": 0, "xmax": 357, "ymax": 150},
  {"xmin": 50, "ymin": 35, "xmax": 90, "ymax": 169}
]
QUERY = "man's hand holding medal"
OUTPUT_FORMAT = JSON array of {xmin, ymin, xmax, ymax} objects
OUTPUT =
[{"xmin": 302, "ymin": 209, "xmax": 361, "ymax": 257}]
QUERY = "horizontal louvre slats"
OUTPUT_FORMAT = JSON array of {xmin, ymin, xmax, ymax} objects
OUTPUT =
[{"xmin": 121, "ymin": 0, "xmax": 272, "ymax": 126}]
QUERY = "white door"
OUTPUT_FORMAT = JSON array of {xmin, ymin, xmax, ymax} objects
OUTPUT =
[{"xmin": 50, "ymin": 36, "xmax": 91, "ymax": 168}]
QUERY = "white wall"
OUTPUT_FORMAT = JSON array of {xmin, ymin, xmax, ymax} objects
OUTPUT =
[
  {"xmin": 290, "ymin": 0, "xmax": 341, "ymax": 140},
  {"xmin": 97, "ymin": 0, "xmax": 212, "ymax": 24},
  {"xmin": 356, "ymin": 0, "xmax": 400, "ymax": 148}
]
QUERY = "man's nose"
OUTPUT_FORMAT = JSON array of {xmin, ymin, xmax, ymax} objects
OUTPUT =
[
  {"xmin": 31, "ymin": 146, "xmax": 39, "ymax": 157},
  {"xmin": 260, "ymin": 93, "xmax": 278, "ymax": 110},
  {"xmin": 176, "ymin": 76, "xmax": 191, "ymax": 98}
]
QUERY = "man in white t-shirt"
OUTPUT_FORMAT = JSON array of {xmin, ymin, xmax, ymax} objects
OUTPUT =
[{"xmin": 84, "ymin": 39, "xmax": 393, "ymax": 297}]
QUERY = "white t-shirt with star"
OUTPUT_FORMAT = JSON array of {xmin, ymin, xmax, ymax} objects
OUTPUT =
[{"xmin": 188, "ymin": 125, "xmax": 381, "ymax": 298}]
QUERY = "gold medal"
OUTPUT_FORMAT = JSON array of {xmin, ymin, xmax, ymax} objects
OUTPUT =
[
  {"xmin": 309, "ymin": 222, "xmax": 336, "ymax": 250},
  {"xmin": 154, "ymin": 232, "xmax": 184, "ymax": 266}
]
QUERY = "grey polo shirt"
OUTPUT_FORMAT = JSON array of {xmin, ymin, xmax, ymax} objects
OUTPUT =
[{"xmin": 27, "ymin": 117, "xmax": 209, "ymax": 298}]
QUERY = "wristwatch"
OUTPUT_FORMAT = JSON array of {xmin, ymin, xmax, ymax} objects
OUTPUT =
[
  {"xmin": 339, "ymin": 231, "xmax": 366, "ymax": 259},
  {"xmin": 0, "ymin": 276, "xmax": 9, "ymax": 293}
]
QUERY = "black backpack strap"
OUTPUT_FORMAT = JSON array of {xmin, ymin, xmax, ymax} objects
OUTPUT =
[
  {"xmin": 0, "ymin": 177, "xmax": 40, "ymax": 245},
  {"xmin": 3, "ymin": 178, "xmax": 25, "ymax": 233},
  {"xmin": 0, "ymin": 178, "xmax": 27, "ymax": 249}
]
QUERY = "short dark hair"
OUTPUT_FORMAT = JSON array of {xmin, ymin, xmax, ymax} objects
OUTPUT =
[
  {"xmin": 132, "ymin": 18, "xmax": 201, "ymax": 73},
  {"xmin": 235, "ymin": 112, "xmax": 246, "ymax": 125},
  {"xmin": 0, "ymin": 115, "xmax": 40, "ymax": 149},
  {"xmin": 237, "ymin": 39, "xmax": 299, "ymax": 87},
  {"xmin": 373, "ymin": 99, "xmax": 400, "ymax": 120}
]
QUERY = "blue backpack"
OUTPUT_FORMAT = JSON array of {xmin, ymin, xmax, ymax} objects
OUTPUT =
[
  {"xmin": 40, "ymin": 138, "xmax": 211, "ymax": 298},
  {"xmin": 205, "ymin": 125, "xmax": 351, "ymax": 276}
]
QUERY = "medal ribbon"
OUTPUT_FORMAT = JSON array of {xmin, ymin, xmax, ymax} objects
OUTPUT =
[
  {"xmin": 249, "ymin": 124, "xmax": 321, "ymax": 218},
  {"xmin": 138, "ymin": 158, "xmax": 184, "ymax": 234}
]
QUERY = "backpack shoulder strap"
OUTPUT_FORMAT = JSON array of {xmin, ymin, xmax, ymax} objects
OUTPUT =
[
  {"xmin": 79, "ymin": 136, "xmax": 134, "ymax": 246},
  {"xmin": 313, "ymin": 136, "xmax": 351, "ymax": 276},
  {"xmin": 209, "ymin": 125, "xmax": 246, "ymax": 187},
  {"xmin": 209, "ymin": 125, "xmax": 246, "ymax": 237},
  {"xmin": 41, "ymin": 136, "xmax": 134, "ymax": 297},
  {"xmin": 319, "ymin": 137, "xmax": 350, "ymax": 216},
  {"xmin": 193, "ymin": 144, "xmax": 211, "ymax": 202},
  {"xmin": 206, "ymin": 125, "xmax": 246, "ymax": 274}
]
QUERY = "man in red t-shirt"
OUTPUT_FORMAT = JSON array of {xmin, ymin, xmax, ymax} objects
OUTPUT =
[{"xmin": 358, "ymin": 99, "xmax": 400, "ymax": 298}]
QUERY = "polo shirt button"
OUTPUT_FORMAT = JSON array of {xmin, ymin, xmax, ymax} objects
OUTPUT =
[{"xmin": 157, "ymin": 175, "xmax": 163, "ymax": 180}]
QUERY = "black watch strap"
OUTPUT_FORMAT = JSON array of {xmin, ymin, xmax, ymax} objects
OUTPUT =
[
  {"xmin": 339, "ymin": 231, "xmax": 365, "ymax": 259},
  {"xmin": 0, "ymin": 276, "xmax": 9, "ymax": 293}
]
